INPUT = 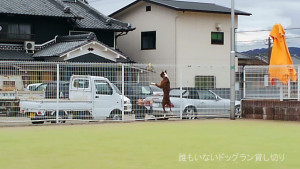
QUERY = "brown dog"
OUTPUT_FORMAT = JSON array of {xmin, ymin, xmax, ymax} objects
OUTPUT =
[{"xmin": 155, "ymin": 71, "xmax": 172, "ymax": 113}]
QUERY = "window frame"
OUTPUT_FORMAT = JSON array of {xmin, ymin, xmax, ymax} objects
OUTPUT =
[
  {"xmin": 0, "ymin": 22, "xmax": 32, "ymax": 41},
  {"xmin": 94, "ymin": 80, "xmax": 113, "ymax": 95},
  {"xmin": 141, "ymin": 31, "xmax": 156, "ymax": 50},
  {"xmin": 146, "ymin": 6, "xmax": 151, "ymax": 12},
  {"xmin": 73, "ymin": 78, "xmax": 90, "ymax": 89},
  {"xmin": 211, "ymin": 32, "xmax": 224, "ymax": 45},
  {"xmin": 195, "ymin": 76, "xmax": 216, "ymax": 89}
]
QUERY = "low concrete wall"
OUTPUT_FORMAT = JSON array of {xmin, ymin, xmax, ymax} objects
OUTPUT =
[{"xmin": 241, "ymin": 99, "xmax": 300, "ymax": 121}]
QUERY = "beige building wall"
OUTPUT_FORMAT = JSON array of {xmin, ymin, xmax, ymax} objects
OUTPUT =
[
  {"xmin": 175, "ymin": 12, "xmax": 238, "ymax": 88},
  {"xmin": 114, "ymin": 2, "xmax": 239, "ymax": 88},
  {"xmin": 116, "ymin": 2, "xmax": 177, "ymax": 65}
]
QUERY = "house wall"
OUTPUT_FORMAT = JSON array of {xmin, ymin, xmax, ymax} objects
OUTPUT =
[
  {"xmin": 176, "ymin": 12, "xmax": 238, "ymax": 88},
  {"xmin": 116, "ymin": 2, "xmax": 177, "ymax": 64},
  {"xmin": 115, "ymin": 2, "xmax": 177, "ymax": 86},
  {"xmin": 113, "ymin": 2, "xmax": 239, "ymax": 88}
]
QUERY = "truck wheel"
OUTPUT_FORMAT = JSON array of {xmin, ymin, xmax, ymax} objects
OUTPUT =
[
  {"xmin": 109, "ymin": 110, "xmax": 122, "ymax": 120},
  {"xmin": 32, "ymin": 121, "xmax": 44, "ymax": 124}
]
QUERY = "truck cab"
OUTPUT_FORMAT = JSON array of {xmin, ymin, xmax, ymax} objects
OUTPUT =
[{"xmin": 69, "ymin": 75, "xmax": 132, "ymax": 118}]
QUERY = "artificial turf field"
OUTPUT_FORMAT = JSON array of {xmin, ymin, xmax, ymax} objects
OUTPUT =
[{"xmin": 0, "ymin": 119, "xmax": 299, "ymax": 169}]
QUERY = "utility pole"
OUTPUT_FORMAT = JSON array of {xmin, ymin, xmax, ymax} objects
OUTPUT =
[
  {"xmin": 230, "ymin": 0, "xmax": 236, "ymax": 120},
  {"xmin": 268, "ymin": 37, "xmax": 272, "ymax": 64}
]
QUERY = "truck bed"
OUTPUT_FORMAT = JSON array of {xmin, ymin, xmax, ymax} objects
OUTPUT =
[
  {"xmin": 20, "ymin": 99, "xmax": 93, "ymax": 112},
  {"xmin": 0, "ymin": 91, "xmax": 45, "ymax": 99}
]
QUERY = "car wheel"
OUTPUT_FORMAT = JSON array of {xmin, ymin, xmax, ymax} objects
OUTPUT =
[
  {"xmin": 235, "ymin": 105, "xmax": 241, "ymax": 118},
  {"xmin": 184, "ymin": 106, "xmax": 197, "ymax": 119}
]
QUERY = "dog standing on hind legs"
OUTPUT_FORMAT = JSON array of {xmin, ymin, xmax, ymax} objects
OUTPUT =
[{"xmin": 153, "ymin": 70, "xmax": 172, "ymax": 117}]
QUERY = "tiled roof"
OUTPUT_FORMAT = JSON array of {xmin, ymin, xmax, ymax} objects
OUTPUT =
[
  {"xmin": 33, "ymin": 33, "xmax": 132, "ymax": 63},
  {"xmin": 0, "ymin": 0, "xmax": 133, "ymax": 31},
  {"xmin": 0, "ymin": 50, "xmax": 34, "ymax": 60},
  {"xmin": 64, "ymin": 1, "xmax": 132, "ymax": 30},
  {"xmin": 149, "ymin": 0, "xmax": 251, "ymax": 15},
  {"xmin": 0, "ymin": 0, "xmax": 75, "ymax": 18},
  {"xmin": 56, "ymin": 32, "xmax": 97, "ymax": 42},
  {"xmin": 110, "ymin": 0, "xmax": 251, "ymax": 17},
  {"xmin": 33, "ymin": 40, "xmax": 89, "ymax": 57}
]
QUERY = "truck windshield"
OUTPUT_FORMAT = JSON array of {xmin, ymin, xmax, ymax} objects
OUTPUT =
[{"xmin": 111, "ymin": 83, "xmax": 121, "ymax": 95}]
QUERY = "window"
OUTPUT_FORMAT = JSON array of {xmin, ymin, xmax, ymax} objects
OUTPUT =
[
  {"xmin": 188, "ymin": 90, "xmax": 199, "ymax": 99},
  {"xmin": 170, "ymin": 89, "xmax": 188, "ymax": 97},
  {"xmin": 95, "ymin": 80, "xmax": 113, "ymax": 95},
  {"xmin": 198, "ymin": 90, "xmax": 216, "ymax": 100},
  {"xmin": 141, "ymin": 86, "xmax": 151, "ymax": 95},
  {"xmin": 0, "ymin": 23, "xmax": 31, "ymax": 41},
  {"xmin": 35, "ymin": 83, "xmax": 47, "ymax": 91},
  {"xmin": 141, "ymin": 31, "xmax": 156, "ymax": 50},
  {"xmin": 73, "ymin": 79, "xmax": 89, "ymax": 89},
  {"xmin": 146, "ymin": 6, "xmax": 151, "ymax": 11},
  {"xmin": 211, "ymin": 32, "xmax": 224, "ymax": 45},
  {"xmin": 195, "ymin": 76, "xmax": 215, "ymax": 89},
  {"xmin": 3, "ymin": 81, "xmax": 15, "ymax": 88}
]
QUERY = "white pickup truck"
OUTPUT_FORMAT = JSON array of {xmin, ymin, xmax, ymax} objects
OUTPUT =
[{"xmin": 20, "ymin": 75, "xmax": 132, "ymax": 123}]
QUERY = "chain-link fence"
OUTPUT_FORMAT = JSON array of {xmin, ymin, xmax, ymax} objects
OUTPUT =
[
  {"xmin": 244, "ymin": 65, "xmax": 300, "ymax": 100},
  {"xmin": 0, "ymin": 61, "xmax": 243, "ymax": 125}
]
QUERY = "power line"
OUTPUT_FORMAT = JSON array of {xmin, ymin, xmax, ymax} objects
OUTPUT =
[
  {"xmin": 237, "ymin": 27, "xmax": 300, "ymax": 33},
  {"xmin": 237, "ymin": 36, "xmax": 300, "ymax": 43}
]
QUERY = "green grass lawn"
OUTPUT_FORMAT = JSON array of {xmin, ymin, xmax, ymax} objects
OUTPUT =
[{"xmin": 0, "ymin": 119, "xmax": 300, "ymax": 169}]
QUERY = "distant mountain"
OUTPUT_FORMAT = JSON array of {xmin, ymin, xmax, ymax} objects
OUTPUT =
[{"xmin": 242, "ymin": 47, "xmax": 300, "ymax": 58}]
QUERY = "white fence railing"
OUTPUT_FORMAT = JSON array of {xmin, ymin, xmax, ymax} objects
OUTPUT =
[
  {"xmin": 244, "ymin": 65, "xmax": 300, "ymax": 100},
  {"xmin": 0, "ymin": 61, "xmax": 244, "ymax": 124}
]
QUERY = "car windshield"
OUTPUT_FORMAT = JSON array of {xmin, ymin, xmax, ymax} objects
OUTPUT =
[
  {"xmin": 137, "ymin": 85, "xmax": 151, "ymax": 95},
  {"xmin": 150, "ymin": 85, "xmax": 162, "ymax": 92},
  {"xmin": 35, "ymin": 83, "xmax": 47, "ymax": 91}
]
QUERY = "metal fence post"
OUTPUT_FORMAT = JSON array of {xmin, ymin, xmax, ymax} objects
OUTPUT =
[
  {"xmin": 180, "ymin": 67, "xmax": 183, "ymax": 120},
  {"xmin": 243, "ymin": 66, "xmax": 246, "ymax": 99},
  {"xmin": 56, "ymin": 63, "xmax": 59, "ymax": 123},
  {"xmin": 298, "ymin": 66, "xmax": 300, "ymax": 101},
  {"xmin": 288, "ymin": 80, "xmax": 291, "ymax": 98},
  {"xmin": 280, "ymin": 84, "xmax": 283, "ymax": 101},
  {"xmin": 121, "ymin": 64, "xmax": 125, "ymax": 121},
  {"xmin": 230, "ymin": 0, "xmax": 236, "ymax": 120}
]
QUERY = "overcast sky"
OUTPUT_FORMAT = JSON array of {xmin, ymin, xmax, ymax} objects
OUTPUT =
[{"xmin": 89, "ymin": 0, "xmax": 300, "ymax": 52}]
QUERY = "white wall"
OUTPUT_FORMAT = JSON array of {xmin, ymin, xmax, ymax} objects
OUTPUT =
[
  {"xmin": 175, "ymin": 12, "xmax": 238, "ymax": 88},
  {"xmin": 114, "ymin": 2, "xmax": 239, "ymax": 88},
  {"xmin": 116, "ymin": 2, "xmax": 177, "ymax": 65}
]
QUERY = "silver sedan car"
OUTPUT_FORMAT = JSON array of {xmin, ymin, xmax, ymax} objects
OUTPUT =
[{"xmin": 143, "ymin": 88, "xmax": 241, "ymax": 118}]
